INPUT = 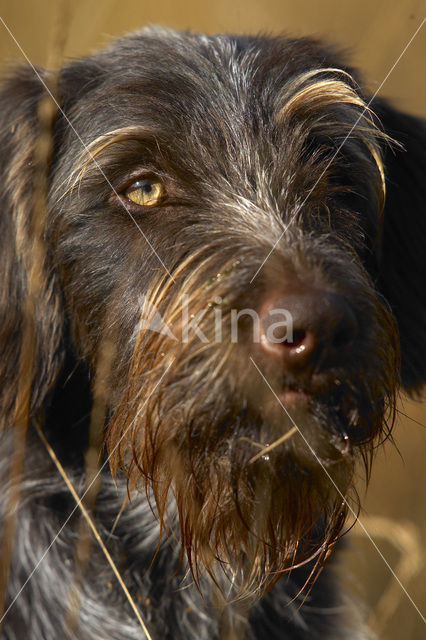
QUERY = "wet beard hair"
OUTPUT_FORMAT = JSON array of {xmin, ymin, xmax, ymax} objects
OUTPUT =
[{"xmin": 106, "ymin": 251, "xmax": 396, "ymax": 601}]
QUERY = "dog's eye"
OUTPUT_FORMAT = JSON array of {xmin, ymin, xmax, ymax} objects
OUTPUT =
[{"xmin": 124, "ymin": 179, "xmax": 164, "ymax": 207}]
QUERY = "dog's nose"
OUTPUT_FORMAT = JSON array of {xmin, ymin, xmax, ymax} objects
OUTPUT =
[{"xmin": 258, "ymin": 290, "xmax": 358, "ymax": 372}]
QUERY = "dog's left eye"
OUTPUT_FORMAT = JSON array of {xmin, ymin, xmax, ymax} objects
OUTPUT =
[{"xmin": 123, "ymin": 179, "xmax": 164, "ymax": 207}]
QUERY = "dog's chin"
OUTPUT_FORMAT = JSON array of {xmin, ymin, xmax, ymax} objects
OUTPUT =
[
  {"xmin": 169, "ymin": 415, "xmax": 353, "ymax": 601},
  {"xmin": 108, "ymin": 389, "xmax": 357, "ymax": 600}
]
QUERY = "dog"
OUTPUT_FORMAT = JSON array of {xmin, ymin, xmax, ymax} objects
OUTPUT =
[{"xmin": 0, "ymin": 26, "xmax": 425, "ymax": 639}]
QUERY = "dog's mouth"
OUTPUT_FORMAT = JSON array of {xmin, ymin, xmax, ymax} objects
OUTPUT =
[
  {"xmin": 107, "ymin": 350, "xmax": 388, "ymax": 604},
  {"xmin": 276, "ymin": 386, "xmax": 311, "ymax": 407},
  {"xmin": 241, "ymin": 365, "xmax": 374, "ymax": 464}
]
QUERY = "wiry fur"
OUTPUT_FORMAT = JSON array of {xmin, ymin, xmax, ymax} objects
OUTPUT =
[{"xmin": 0, "ymin": 28, "xmax": 425, "ymax": 639}]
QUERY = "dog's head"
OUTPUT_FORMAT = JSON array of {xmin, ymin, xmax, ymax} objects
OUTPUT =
[{"xmin": 0, "ymin": 28, "xmax": 425, "ymax": 598}]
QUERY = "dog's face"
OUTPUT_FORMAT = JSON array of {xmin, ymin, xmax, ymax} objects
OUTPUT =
[{"xmin": 0, "ymin": 28, "xmax": 424, "ymax": 599}]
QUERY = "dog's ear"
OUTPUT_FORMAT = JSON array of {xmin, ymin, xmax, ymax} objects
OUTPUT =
[
  {"xmin": 0, "ymin": 66, "xmax": 64, "ymax": 431},
  {"xmin": 373, "ymin": 99, "xmax": 426, "ymax": 391}
]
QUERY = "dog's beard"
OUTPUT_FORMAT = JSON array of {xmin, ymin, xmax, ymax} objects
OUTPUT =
[
  {"xmin": 109, "ymin": 373, "xmax": 352, "ymax": 600},
  {"xmin": 106, "ymin": 261, "xmax": 396, "ymax": 601},
  {"xmin": 103, "ymin": 248, "xmax": 395, "ymax": 599}
]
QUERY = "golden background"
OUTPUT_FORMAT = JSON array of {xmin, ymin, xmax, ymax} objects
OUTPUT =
[{"xmin": 1, "ymin": 1, "xmax": 425, "ymax": 638}]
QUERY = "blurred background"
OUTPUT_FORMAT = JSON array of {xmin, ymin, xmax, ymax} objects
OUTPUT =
[{"xmin": 1, "ymin": 1, "xmax": 425, "ymax": 638}]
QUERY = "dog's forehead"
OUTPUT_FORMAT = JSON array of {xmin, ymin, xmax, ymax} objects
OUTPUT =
[
  {"xmin": 54, "ymin": 27, "xmax": 385, "ymax": 228},
  {"xmin": 66, "ymin": 29, "xmax": 345, "ymax": 143}
]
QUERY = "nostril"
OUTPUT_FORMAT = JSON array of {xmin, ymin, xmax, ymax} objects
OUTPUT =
[
  {"xmin": 283, "ymin": 329, "xmax": 306, "ymax": 347},
  {"xmin": 285, "ymin": 331, "xmax": 316, "ymax": 366}
]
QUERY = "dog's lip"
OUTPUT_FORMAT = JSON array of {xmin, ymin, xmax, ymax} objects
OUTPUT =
[
  {"xmin": 277, "ymin": 388, "xmax": 311, "ymax": 408},
  {"xmin": 276, "ymin": 372, "xmax": 344, "ymax": 398},
  {"xmin": 275, "ymin": 376, "xmax": 345, "ymax": 408}
]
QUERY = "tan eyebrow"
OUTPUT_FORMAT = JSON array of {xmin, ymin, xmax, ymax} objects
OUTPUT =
[
  {"xmin": 61, "ymin": 125, "xmax": 159, "ymax": 200},
  {"xmin": 276, "ymin": 68, "xmax": 396, "ymax": 202}
]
